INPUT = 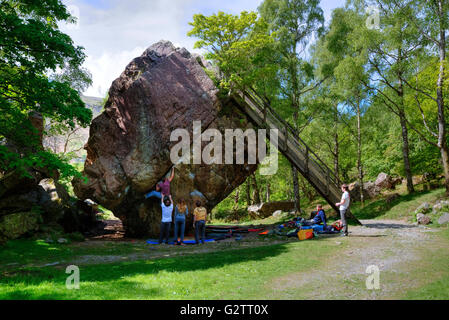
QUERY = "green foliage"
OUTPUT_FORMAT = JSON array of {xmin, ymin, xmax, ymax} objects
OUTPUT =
[
  {"xmin": 0, "ymin": 0, "xmax": 92, "ymax": 179},
  {"xmin": 188, "ymin": 11, "xmax": 278, "ymax": 90}
]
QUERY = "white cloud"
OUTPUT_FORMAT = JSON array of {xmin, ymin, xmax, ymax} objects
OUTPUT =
[
  {"xmin": 61, "ymin": 0, "xmax": 199, "ymax": 98},
  {"xmin": 83, "ymin": 46, "xmax": 145, "ymax": 97},
  {"xmin": 60, "ymin": 0, "xmax": 345, "ymax": 98}
]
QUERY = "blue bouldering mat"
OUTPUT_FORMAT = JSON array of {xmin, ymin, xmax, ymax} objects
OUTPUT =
[
  {"xmin": 301, "ymin": 224, "xmax": 325, "ymax": 232},
  {"xmin": 146, "ymin": 239, "xmax": 215, "ymax": 245}
]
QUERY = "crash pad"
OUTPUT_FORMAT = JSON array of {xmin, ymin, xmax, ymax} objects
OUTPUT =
[{"xmin": 146, "ymin": 239, "xmax": 215, "ymax": 245}]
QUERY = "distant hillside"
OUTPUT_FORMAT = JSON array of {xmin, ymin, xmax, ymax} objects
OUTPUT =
[
  {"xmin": 81, "ymin": 95, "xmax": 104, "ymax": 118},
  {"xmin": 43, "ymin": 95, "xmax": 105, "ymax": 163}
]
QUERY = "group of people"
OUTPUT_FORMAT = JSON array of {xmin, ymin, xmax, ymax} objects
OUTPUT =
[
  {"xmin": 146, "ymin": 168, "xmax": 351, "ymax": 243},
  {"xmin": 144, "ymin": 168, "xmax": 208, "ymax": 245},
  {"xmin": 298, "ymin": 184, "xmax": 350, "ymax": 236}
]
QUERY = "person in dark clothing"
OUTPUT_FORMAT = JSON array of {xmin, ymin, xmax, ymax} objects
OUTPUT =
[{"xmin": 300, "ymin": 204, "xmax": 327, "ymax": 228}]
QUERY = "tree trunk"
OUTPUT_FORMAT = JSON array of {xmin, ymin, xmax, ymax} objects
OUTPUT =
[
  {"xmin": 251, "ymin": 174, "xmax": 261, "ymax": 204},
  {"xmin": 399, "ymin": 110, "xmax": 415, "ymax": 193},
  {"xmin": 356, "ymin": 96, "xmax": 364, "ymax": 205},
  {"xmin": 334, "ymin": 106, "xmax": 340, "ymax": 181},
  {"xmin": 291, "ymin": 165, "xmax": 301, "ymax": 213},
  {"xmin": 436, "ymin": 0, "xmax": 449, "ymax": 195},
  {"xmin": 441, "ymin": 145, "xmax": 449, "ymax": 195},
  {"xmin": 232, "ymin": 188, "xmax": 240, "ymax": 211},
  {"xmin": 266, "ymin": 183, "xmax": 271, "ymax": 203},
  {"xmin": 397, "ymin": 46, "xmax": 415, "ymax": 194},
  {"xmin": 246, "ymin": 179, "xmax": 251, "ymax": 205}
]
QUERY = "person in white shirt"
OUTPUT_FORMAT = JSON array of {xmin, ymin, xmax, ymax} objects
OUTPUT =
[
  {"xmin": 159, "ymin": 195, "xmax": 174, "ymax": 244},
  {"xmin": 335, "ymin": 184, "xmax": 350, "ymax": 236}
]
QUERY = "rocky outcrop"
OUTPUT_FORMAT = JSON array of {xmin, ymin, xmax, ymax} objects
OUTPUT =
[
  {"xmin": 438, "ymin": 213, "xmax": 449, "ymax": 225},
  {"xmin": 248, "ymin": 202, "xmax": 295, "ymax": 219},
  {"xmin": 417, "ymin": 213, "xmax": 431, "ymax": 225},
  {"xmin": 375, "ymin": 173, "xmax": 392, "ymax": 189},
  {"xmin": 73, "ymin": 41, "xmax": 258, "ymax": 237},
  {"xmin": 375, "ymin": 173, "xmax": 401, "ymax": 190},
  {"xmin": 0, "ymin": 174, "xmax": 99, "ymax": 244},
  {"xmin": 0, "ymin": 211, "xmax": 40, "ymax": 244},
  {"xmin": 349, "ymin": 181, "xmax": 380, "ymax": 202}
]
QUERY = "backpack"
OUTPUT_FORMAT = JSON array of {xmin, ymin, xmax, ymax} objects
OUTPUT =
[{"xmin": 332, "ymin": 220, "xmax": 343, "ymax": 231}]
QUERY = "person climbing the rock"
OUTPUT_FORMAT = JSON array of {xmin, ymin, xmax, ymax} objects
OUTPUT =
[
  {"xmin": 144, "ymin": 167, "xmax": 175, "ymax": 200},
  {"xmin": 159, "ymin": 195, "xmax": 174, "ymax": 245},
  {"xmin": 336, "ymin": 184, "xmax": 350, "ymax": 236},
  {"xmin": 299, "ymin": 204, "xmax": 327, "ymax": 228},
  {"xmin": 193, "ymin": 200, "xmax": 207, "ymax": 244},
  {"xmin": 174, "ymin": 198, "xmax": 188, "ymax": 245}
]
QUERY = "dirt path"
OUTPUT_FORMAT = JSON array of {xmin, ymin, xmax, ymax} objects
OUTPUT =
[{"xmin": 270, "ymin": 219, "xmax": 446, "ymax": 299}]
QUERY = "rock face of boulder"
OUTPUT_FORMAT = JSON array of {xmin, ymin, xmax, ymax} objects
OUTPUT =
[{"xmin": 73, "ymin": 41, "xmax": 257, "ymax": 237}]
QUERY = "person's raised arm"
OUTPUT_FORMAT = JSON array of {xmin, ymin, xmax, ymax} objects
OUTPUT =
[{"xmin": 169, "ymin": 167, "xmax": 175, "ymax": 182}]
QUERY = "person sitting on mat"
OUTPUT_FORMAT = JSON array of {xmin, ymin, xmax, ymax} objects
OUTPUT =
[
  {"xmin": 174, "ymin": 198, "xmax": 188, "ymax": 245},
  {"xmin": 159, "ymin": 195, "xmax": 174, "ymax": 245},
  {"xmin": 193, "ymin": 200, "xmax": 207, "ymax": 245},
  {"xmin": 299, "ymin": 204, "xmax": 327, "ymax": 228},
  {"xmin": 145, "ymin": 167, "xmax": 175, "ymax": 199}
]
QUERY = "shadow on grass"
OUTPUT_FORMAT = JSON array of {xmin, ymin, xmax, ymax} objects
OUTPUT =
[
  {"xmin": 362, "ymin": 222, "xmax": 417, "ymax": 230},
  {"xmin": 0, "ymin": 242, "xmax": 291, "ymax": 299},
  {"xmin": 0, "ymin": 239, "xmax": 73, "ymax": 267}
]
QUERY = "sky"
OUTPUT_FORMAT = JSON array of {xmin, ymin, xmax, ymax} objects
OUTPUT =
[{"xmin": 60, "ymin": 0, "xmax": 346, "ymax": 98}]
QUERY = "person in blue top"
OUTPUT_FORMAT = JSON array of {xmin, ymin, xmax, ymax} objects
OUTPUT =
[
  {"xmin": 174, "ymin": 198, "xmax": 188, "ymax": 245},
  {"xmin": 299, "ymin": 204, "xmax": 327, "ymax": 228},
  {"xmin": 159, "ymin": 195, "xmax": 173, "ymax": 245}
]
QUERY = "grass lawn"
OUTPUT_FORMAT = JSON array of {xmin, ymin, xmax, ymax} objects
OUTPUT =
[
  {"xmin": 351, "ymin": 188, "xmax": 447, "ymax": 220},
  {"xmin": 402, "ymin": 226, "xmax": 449, "ymax": 300},
  {"xmin": 1, "ymin": 188, "xmax": 448, "ymax": 300},
  {"xmin": 0, "ymin": 238, "xmax": 342, "ymax": 300}
]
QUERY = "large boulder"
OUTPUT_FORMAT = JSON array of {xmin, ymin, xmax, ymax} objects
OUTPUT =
[
  {"xmin": 73, "ymin": 41, "xmax": 258, "ymax": 237},
  {"xmin": 374, "ymin": 173, "xmax": 400, "ymax": 190},
  {"xmin": 375, "ymin": 173, "xmax": 391, "ymax": 189},
  {"xmin": 349, "ymin": 181, "xmax": 380, "ymax": 202},
  {"xmin": 438, "ymin": 213, "xmax": 449, "ymax": 225},
  {"xmin": 248, "ymin": 201, "xmax": 295, "ymax": 219}
]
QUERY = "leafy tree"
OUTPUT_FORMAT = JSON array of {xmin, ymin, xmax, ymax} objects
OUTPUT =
[
  {"xmin": 396, "ymin": 0, "xmax": 449, "ymax": 195},
  {"xmin": 0, "ymin": 0, "xmax": 92, "ymax": 179},
  {"xmin": 188, "ymin": 10, "xmax": 278, "ymax": 94},
  {"xmin": 258, "ymin": 0, "xmax": 325, "ymax": 212}
]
